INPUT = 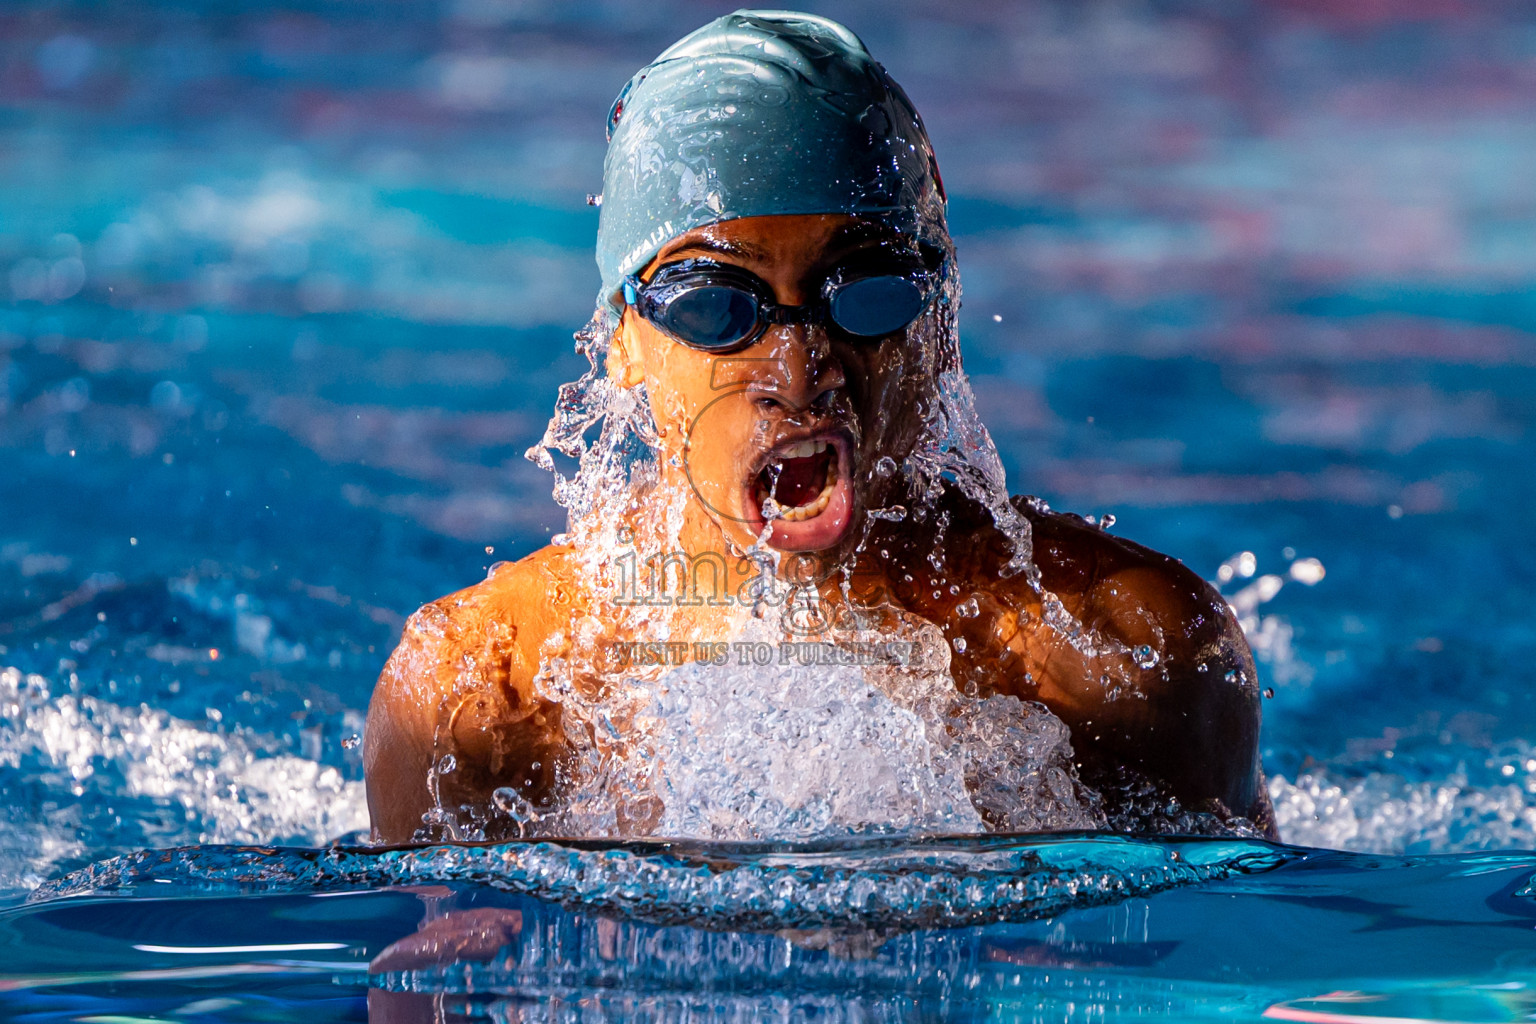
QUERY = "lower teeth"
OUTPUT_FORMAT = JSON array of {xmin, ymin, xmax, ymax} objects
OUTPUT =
[{"xmin": 765, "ymin": 460, "xmax": 837, "ymax": 522}]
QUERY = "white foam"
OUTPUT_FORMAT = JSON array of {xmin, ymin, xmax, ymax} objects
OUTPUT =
[
  {"xmin": 1271, "ymin": 760, "xmax": 1536, "ymax": 854},
  {"xmin": 0, "ymin": 666, "xmax": 366, "ymax": 892},
  {"xmin": 482, "ymin": 613, "xmax": 1105, "ymax": 843},
  {"xmin": 639, "ymin": 652, "xmax": 989, "ymax": 840}
]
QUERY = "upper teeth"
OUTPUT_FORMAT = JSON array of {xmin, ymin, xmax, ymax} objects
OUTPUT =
[{"xmin": 779, "ymin": 439, "xmax": 829, "ymax": 460}]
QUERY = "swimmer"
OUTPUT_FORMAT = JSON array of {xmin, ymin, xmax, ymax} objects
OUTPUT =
[{"xmin": 364, "ymin": 10, "xmax": 1276, "ymax": 844}]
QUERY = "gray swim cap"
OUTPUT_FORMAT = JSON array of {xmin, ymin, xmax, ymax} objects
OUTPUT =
[{"xmin": 595, "ymin": 10, "xmax": 947, "ymax": 312}]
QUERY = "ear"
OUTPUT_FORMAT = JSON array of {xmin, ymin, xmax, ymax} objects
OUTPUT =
[{"xmin": 605, "ymin": 312, "xmax": 647, "ymax": 389}]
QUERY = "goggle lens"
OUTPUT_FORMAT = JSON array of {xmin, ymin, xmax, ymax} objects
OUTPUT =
[
  {"xmin": 828, "ymin": 275, "xmax": 927, "ymax": 337},
  {"xmin": 655, "ymin": 285, "xmax": 760, "ymax": 350}
]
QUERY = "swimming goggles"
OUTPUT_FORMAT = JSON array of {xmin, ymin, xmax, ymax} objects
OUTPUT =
[{"xmin": 620, "ymin": 255, "xmax": 941, "ymax": 354}]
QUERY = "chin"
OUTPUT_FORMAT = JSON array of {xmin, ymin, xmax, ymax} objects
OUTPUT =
[{"xmin": 740, "ymin": 431, "xmax": 858, "ymax": 553}]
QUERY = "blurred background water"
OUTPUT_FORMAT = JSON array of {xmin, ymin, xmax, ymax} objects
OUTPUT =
[{"xmin": 3, "ymin": 0, "xmax": 1536, "ymax": 898}]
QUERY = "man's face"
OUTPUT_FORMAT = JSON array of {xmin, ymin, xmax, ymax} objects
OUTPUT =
[{"xmin": 611, "ymin": 213, "xmax": 938, "ymax": 559}]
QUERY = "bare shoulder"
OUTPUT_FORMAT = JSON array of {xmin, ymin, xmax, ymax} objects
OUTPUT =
[
  {"xmin": 363, "ymin": 544, "xmax": 573, "ymax": 842},
  {"xmin": 368, "ymin": 545, "xmax": 571, "ymax": 719},
  {"xmin": 1017, "ymin": 499, "xmax": 1244, "ymax": 667},
  {"xmin": 997, "ymin": 497, "xmax": 1268, "ymax": 826}
]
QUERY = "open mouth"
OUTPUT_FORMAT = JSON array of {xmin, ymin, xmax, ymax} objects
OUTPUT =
[
  {"xmin": 756, "ymin": 439, "xmax": 838, "ymax": 521},
  {"xmin": 747, "ymin": 435, "xmax": 855, "ymax": 551}
]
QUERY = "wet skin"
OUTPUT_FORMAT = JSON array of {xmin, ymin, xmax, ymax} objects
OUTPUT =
[{"xmin": 364, "ymin": 214, "xmax": 1275, "ymax": 844}]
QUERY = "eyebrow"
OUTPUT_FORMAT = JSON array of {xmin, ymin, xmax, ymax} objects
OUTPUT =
[
  {"xmin": 656, "ymin": 236, "xmax": 771, "ymax": 264},
  {"xmin": 828, "ymin": 221, "xmax": 903, "ymax": 248}
]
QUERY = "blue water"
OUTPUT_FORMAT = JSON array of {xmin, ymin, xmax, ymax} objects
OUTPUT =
[
  {"xmin": 8, "ymin": 836, "xmax": 1536, "ymax": 1021},
  {"xmin": 5, "ymin": 0, "xmax": 1536, "ymax": 1019}
]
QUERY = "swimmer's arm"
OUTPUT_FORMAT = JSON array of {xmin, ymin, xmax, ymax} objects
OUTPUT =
[
  {"xmin": 364, "ymin": 586, "xmax": 563, "ymax": 845},
  {"xmin": 1080, "ymin": 558, "xmax": 1268, "ymax": 825},
  {"xmin": 364, "ymin": 608, "xmax": 452, "ymax": 844},
  {"xmin": 1001, "ymin": 512, "xmax": 1270, "ymax": 829}
]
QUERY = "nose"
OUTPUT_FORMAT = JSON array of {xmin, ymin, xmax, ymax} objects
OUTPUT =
[{"xmin": 745, "ymin": 325, "xmax": 846, "ymax": 415}]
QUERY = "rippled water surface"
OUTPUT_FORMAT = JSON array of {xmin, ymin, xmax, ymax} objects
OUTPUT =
[{"xmin": 5, "ymin": 0, "xmax": 1536, "ymax": 1019}]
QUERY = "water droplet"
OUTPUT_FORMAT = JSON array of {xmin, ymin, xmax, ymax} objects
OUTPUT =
[
  {"xmin": 868, "ymin": 504, "xmax": 906, "ymax": 521},
  {"xmin": 437, "ymin": 754, "xmax": 457, "ymax": 774},
  {"xmin": 1288, "ymin": 557, "xmax": 1325, "ymax": 586},
  {"xmin": 1132, "ymin": 645, "xmax": 1159, "ymax": 670},
  {"xmin": 485, "ymin": 545, "xmax": 495, "ymax": 555},
  {"xmin": 1224, "ymin": 670, "xmax": 1241, "ymax": 685},
  {"xmin": 952, "ymin": 637, "xmax": 967, "ymax": 653},
  {"xmin": 340, "ymin": 734, "xmax": 361, "ymax": 750},
  {"xmin": 1263, "ymin": 687, "xmax": 1275, "ymax": 699},
  {"xmin": 585, "ymin": 192, "xmax": 603, "ymax": 207},
  {"xmin": 874, "ymin": 456, "xmax": 897, "ymax": 478},
  {"xmin": 955, "ymin": 597, "xmax": 980, "ymax": 619}
]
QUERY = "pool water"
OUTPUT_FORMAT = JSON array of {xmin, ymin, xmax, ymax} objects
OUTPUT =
[
  {"xmin": 4, "ymin": 0, "xmax": 1536, "ymax": 1019},
  {"xmin": 9, "ymin": 836, "xmax": 1536, "ymax": 1022}
]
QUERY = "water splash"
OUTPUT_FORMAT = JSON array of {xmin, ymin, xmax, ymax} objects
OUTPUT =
[
  {"xmin": 627, "ymin": 617, "xmax": 1102, "ymax": 840},
  {"xmin": 424, "ymin": 606, "xmax": 1105, "ymax": 843},
  {"xmin": 31, "ymin": 832, "xmax": 1296, "ymax": 932},
  {"xmin": 1215, "ymin": 548, "xmax": 1327, "ymax": 692},
  {"xmin": 0, "ymin": 665, "xmax": 365, "ymax": 894},
  {"xmin": 1271, "ymin": 742, "xmax": 1536, "ymax": 854}
]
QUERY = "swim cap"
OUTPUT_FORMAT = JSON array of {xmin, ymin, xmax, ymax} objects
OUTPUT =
[{"xmin": 596, "ymin": 10, "xmax": 947, "ymax": 312}]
